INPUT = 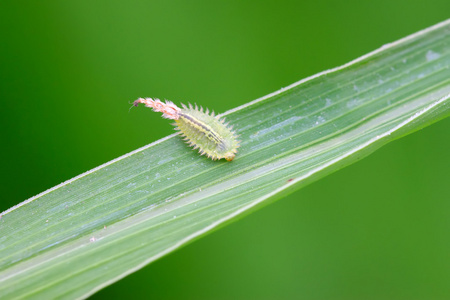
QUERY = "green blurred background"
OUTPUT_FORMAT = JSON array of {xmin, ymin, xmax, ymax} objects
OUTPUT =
[{"xmin": 1, "ymin": 1, "xmax": 449, "ymax": 299}]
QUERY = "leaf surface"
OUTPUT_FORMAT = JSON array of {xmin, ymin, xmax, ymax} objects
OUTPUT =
[{"xmin": 1, "ymin": 20, "xmax": 449, "ymax": 299}]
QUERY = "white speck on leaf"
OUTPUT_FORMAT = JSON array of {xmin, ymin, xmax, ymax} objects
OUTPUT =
[
  {"xmin": 346, "ymin": 98, "xmax": 360, "ymax": 108},
  {"xmin": 316, "ymin": 116, "xmax": 326, "ymax": 125},
  {"xmin": 426, "ymin": 50, "xmax": 440, "ymax": 61}
]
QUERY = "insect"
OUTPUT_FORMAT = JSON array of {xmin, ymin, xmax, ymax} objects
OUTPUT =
[{"xmin": 133, "ymin": 98, "xmax": 239, "ymax": 161}]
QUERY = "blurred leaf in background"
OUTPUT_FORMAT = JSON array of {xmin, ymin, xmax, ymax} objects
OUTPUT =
[{"xmin": 0, "ymin": 0, "xmax": 449, "ymax": 299}]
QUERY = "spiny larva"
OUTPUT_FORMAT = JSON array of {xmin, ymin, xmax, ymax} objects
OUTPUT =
[{"xmin": 133, "ymin": 97, "xmax": 239, "ymax": 161}]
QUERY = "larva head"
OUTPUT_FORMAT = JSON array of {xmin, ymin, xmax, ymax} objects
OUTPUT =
[{"xmin": 225, "ymin": 153, "xmax": 235, "ymax": 161}]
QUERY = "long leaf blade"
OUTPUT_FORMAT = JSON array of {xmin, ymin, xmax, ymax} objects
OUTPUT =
[{"xmin": 1, "ymin": 20, "xmax": 449, "ymax": 299}]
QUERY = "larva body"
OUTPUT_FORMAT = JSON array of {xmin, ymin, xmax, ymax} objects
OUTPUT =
[{"xmin": 134, "ymin": 98, "xmax": 239, "ymax": 161}]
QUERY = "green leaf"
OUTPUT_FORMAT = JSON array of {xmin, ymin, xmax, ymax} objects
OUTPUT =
[{"xmin": 1, "ymin": 20, "xmax": 449, "ymax": 299}]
